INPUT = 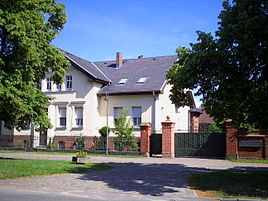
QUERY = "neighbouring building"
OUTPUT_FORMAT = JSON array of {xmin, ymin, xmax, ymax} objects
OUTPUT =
[{"xmin": 0, "ymin": 51, "xmax": 198, "ymax": 149}]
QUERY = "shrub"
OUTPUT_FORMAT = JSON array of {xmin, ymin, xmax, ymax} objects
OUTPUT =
[
  {"xmin": 98, "ymin": 126, "xmax": 110, "ymax": 138},
  {"xmin": 113, "ymin": 109, "xmax": 139, "ymax": 151}
]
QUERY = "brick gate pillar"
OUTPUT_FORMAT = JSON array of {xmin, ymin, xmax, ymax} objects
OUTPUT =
[
  {"xmin": 140, "ymin": 122, "xmax": 152, "ymax": 157},
  {"xmin": 161, "ymin": 116, "xmax": 175, "ymax": 158},
  {"xmin": 225, "ymin": 119, "xmax": 238, "ymax": 159},
  {"xmin": 264, "ymin": 135, "xmax": 268, "ymax": 159}
]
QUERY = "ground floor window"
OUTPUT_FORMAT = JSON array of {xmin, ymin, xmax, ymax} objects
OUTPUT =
[
  {"xmin": 113, "ymin": 107, "xmax": 123, "ymax": 122},
  {"xmin": 132, "ymin": 106, "xmax": 142, "ymax": 127},
  {"xmin": 58, "ymin": 107, "xmax": 67, "ymax": 127},
  {"xmin": 75, "ymin": 107, "xmax": 83, "ymax": 127},
  {"xmin": 58, "ymin": 141, "xmax": 65, "ymax": 149}
]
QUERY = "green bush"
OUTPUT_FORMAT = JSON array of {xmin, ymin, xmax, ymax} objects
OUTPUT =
[
  {"xmin": 47, "ymin": 138, "xmax": 56, "ymax": 149},
  {"xmin": 113, "ymin": 109, "xmax": 139, "ymax": 151},
  {"xmin": 98, "ymin": 126, "xmax": 110, "ymax": 138}
]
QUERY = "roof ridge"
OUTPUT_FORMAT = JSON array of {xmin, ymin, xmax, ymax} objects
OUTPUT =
[{"xmin": 94, "ymin": 55, "xmax": 177, "ymax": 63}]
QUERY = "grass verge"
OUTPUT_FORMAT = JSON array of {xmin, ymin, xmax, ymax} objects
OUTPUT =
[
  {"xmin": 229, "ymin": 158, "xmax": 268, "ymax": 164},
  {"xmin": 190, "ymin": 171, "xmax": 268, "ymax": 200},
  {"xmin": 0, "ymin": 150, "xmax": 145, "ymax": 158},
  {"xmin": 0, "ymin": 158, "xmax": 112, "ymax": 179},
  {"xmin": 0, "ymin": 150, "xmax": 25, "ymax": 153}
]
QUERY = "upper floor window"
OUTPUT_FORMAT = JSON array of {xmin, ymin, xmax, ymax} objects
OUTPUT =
[
  {"xmin": 46, "ymin": 77, "xmax": 52, "ymax": 91},
  {"xmin": 118, "ymin": 78, "xmax": 128, "ymax": 84},
  {"xmin": 137, "ymin": 77, "xmax": 147, "ymax": 84},
  {"xmin": 58, "ymin": 107, "xmax": 66, "ymax": 127},
  {"xmin": 132, "ymin": 107, "xmax": 141, "ymax": 127},
  {"xmin": 66, "ymin": 75, "xmax": 72, "ymax": 90},
  {"xmin": 75, "ymin": 107, "xmax": 83, "ymax": 127},
  {"xmin": 114, "ymin": 107, "xmax": 122, "ymax": 122}
]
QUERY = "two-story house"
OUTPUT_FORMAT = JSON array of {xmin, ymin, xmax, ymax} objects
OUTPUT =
[{"xmin": 0, "ymin": 50, "xmax": 196, "ymax": 149}]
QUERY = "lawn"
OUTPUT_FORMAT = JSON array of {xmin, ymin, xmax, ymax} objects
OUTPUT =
[
  {"xmin": 0, "ymin": 158, "xmax": 112, "ymax": 179},
  {"xmin": 190, "ymin": 171, "xmax": 268, "ymax": 200},
  {"xmin": 229, "ymin": 158, "xmax": 268, "ymax": 164}
]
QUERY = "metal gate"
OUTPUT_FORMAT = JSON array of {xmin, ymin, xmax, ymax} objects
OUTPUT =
[
  {"xmin": 175, "ymin": 132, "xmax": 226, "ymax": 158},
  {"xmin": 150, "ymin": 134, "xmax": 162, "ymax": 156}
]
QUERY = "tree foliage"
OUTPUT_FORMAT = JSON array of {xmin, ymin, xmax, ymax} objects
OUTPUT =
[
  {"xmin": 0, "ymin": 0, "xmax": 69, "ymax": 130},
  {"xmin": 113, "ymin": 109, "xmax": 139, "ymax": 151},
  {"xmin": 167, "ymin": 0, "xmax": 268, "ymax": 131}
]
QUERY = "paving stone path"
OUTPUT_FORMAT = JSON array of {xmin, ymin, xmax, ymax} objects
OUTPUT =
[{"xmin": 0, "ymin": 152, "xmax": 267, "ymax": 201}]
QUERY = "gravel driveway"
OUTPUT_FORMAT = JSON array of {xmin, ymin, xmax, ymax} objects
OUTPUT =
[{"xmin": 0, "ymin": 152, "xmax": 267, "ymax": 201}]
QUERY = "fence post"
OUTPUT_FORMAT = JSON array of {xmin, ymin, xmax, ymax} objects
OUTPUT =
[
  {"xmin": 161, "ymin": 116, "xmax": 175, "ymax": 158},
  {"xmin": 140, "ymin": 122, "xmax": 152, "ymax": 157},
  {"xmin": 225, "ymin": 119, "xmax": 238, "ymax": 159}
]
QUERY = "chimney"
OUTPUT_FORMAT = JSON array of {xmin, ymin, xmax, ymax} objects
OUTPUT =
[
  {"xmin": 116, "ymin": 52, "xmax": 122, "ymax": 68},
  {"xmin": 138, "ymin": 55, "xmax": 143, "ymax": 59}
]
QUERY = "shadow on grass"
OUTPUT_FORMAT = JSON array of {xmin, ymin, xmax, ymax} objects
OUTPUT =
[{"xmin": 190, "ymin": 170, "xmax": 268, "ymax": 199}]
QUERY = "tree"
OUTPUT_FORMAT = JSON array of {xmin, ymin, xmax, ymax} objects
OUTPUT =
[
  {"xmin": 113, "ymin": 109, "xmax": 139, "ymax": 151},
  {"xmin": 0, "ymin": 0, "xmax": 69, "ymax": 130},
  {"xmin": 167, "ymin": 0, "xmax": 268, "ymax": 131}
]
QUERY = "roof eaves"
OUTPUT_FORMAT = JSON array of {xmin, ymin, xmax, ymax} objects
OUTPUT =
[
  {"xmin": 97, "ymin": 90, "xmax": 161, "ymax": 96},
  {"xmin": 91, "ymin": 62, "xmax": 112, "ymax": 83},
  {"xmin": 65, "ymin": 54, "xmax": 97, "ymax": 79},
  {"xmin": 159, "ymin": 79, "xmax": 168, "ymax": 94}
]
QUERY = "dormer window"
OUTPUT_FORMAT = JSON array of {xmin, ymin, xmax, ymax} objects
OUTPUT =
[
  {"xmin": 137, "ymin": 77, "xmax": 147, "ymax": 84},
  {"xmin": 118, "ymin": 78, "xmax": 128, "ymax": 84}
]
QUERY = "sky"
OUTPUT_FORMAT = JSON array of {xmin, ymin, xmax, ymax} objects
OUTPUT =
[{"xmin": 52, "ymin": 0, "xmax": 224, "ymax": 106}]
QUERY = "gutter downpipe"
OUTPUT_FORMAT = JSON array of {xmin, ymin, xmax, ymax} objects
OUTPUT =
[
  {"xmin": 104, "ymin": 92, "xmax": 109, "ymax": 156},
  {"xmin": 152, "ymin": 91, "xmax": 156, "ymax": 133}
]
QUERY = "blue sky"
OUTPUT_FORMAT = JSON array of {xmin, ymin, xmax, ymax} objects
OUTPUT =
[{"xmin": 52, "ymin": 0, "xmax": 224, "ymax": 106}]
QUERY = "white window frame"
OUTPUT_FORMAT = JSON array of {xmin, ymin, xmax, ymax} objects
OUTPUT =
[
  {"xmin": 74, "ymin": 107, "xmax": 83, "ymax": 128},
  {"xmin": 46, "ymin": 77, "xmax": 52, "ymax": 91},
  {"xmin": 58, "ymin": 107, "xmax": 67, "ymax": 128},
  {"xmin": 132, "ymin": 106, "xmax": 142, "ymax": 127},
  {"xmin": 66, "ymin": 75, "xmax": 72, "ymax": 90}
]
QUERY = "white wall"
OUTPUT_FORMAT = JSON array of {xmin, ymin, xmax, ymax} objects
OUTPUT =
[
  {"xmin": 42, "ymin": 66, "xmax": 103, "ymax": 137},
  {"xmin": 155, "ymin": 84, "xmax": 190, "ymax": 132},
  {"xmin": 98, "ymin": 94, "xmax": 154, "ymax": 136}
]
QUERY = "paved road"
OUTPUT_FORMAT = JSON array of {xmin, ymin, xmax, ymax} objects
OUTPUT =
[{"xmin": 0, "ymin": 152, "xmax": 267, "ymax": 201}]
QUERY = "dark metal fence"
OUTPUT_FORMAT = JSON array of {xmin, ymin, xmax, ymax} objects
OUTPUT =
[{"xmin": 0, "ymin": 135, "xmax": 140, "ymax": 154}]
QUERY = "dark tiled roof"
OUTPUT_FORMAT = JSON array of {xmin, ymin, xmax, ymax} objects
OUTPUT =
[
  {"xmin": 197, "ymin": 108, "xmax": 214, "ymax": 124},
  {"xmin": 63, "ymin": 50, "xmax": 111, "ymax": 84},
  {"xmin": 94, "ymin": 55, "xmax": 177, "ymax": 95}
]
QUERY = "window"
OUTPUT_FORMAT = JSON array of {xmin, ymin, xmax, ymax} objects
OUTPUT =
[
  {"xmin": 66, "ymin": 75, "xmax": 72, "ymax": 90},
  {"xmin": 118, "ymin": 78, "xmax": 128, "ymax": 84},
  {"xmin": 46, "ymin": 77, "xmax": 52, "ymax": 91},
  {"xmin": 56, "ymin": 84, "xmax": 62, "ymax": 91},
  {"xmin": 114, "ymin": 107, "xmax": 122, "ymax": 121},
  {"xmin": 137, "ymin": 77, "xmax": 147, "ymax": 84},
  {"xmin": 132, "ymin": 107, "xmax": 142, "ymax": 127},
  {"xmin": 58, "ymin": 107, "xmax": 66, "ymax": 127},
  {"xmin": 58, "ymin": 141, "xmax": 65, "ymax": 149},
  {"xmin": 75, "ymin": 107, "xmax": 83, "ymax": 127}
]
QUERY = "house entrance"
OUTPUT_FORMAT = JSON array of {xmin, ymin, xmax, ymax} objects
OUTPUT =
[
  {"xmin": 175, "ymin": 132, "xmax": 226, "ymax": 158},
  {"xmin": 150, "ymin": 134, "xmax": 162, "ymax": 156}
]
